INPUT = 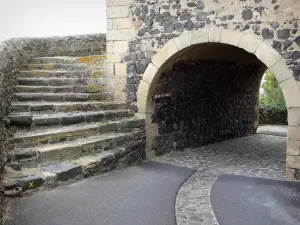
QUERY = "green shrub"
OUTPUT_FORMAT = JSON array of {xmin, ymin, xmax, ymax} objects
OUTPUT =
[{"xmin": 259, "ymin": 70, "xmax": 287, "ymax": 125}]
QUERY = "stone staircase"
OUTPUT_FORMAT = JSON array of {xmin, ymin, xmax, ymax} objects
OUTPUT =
[{"xmin": 4, "ymin": 56, "xmax": 145, "ymax": 196}]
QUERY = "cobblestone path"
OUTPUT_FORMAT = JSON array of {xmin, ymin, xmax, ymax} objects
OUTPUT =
[{"xmin": 155, "ymin": 134, "xmax": 286, "ymax": 225}]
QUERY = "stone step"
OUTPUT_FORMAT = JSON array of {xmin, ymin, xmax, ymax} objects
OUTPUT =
[
  {"xmin": 10, "ymin": 117, "xmax": 145, "ymax": 148},
  {"xmin": 11, "ymin": 101, "xmax": 126, "ymax": 113},
  {"xmin": 17, "ymin": 78, "xmax": 106, "ymax": 87},
  {"xmin": 31, "ymin": 55, "xmax": 106, "ymax": 67},
  {"xmin": 3, "ymin": 141, "xmax": 145, "ymax": 196},
  {"xmin": 19, "ymin": 70, "xmax": 93, "ymax": 78},
  {"xmin": 15, "ymin": 85, "xmax": 106, "ymax": 93},
  {"xmin": 11, "ymin": 130, "xmax": 144, "ymax": 165},
  {"xmin": 9, "ymin": 109, "xmax": 135, "ymax": 127},
  {"xmin": 13, "ymin": 92, "xmax": 109, "ymax": 102},
  {"xmin": 23, "ymin": 63, "xmax": 94, "ymax": 71}
]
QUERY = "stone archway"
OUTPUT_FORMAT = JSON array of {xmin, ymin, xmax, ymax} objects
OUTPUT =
[{"xmin": 136, "ymin": 28, "xmax": 300, "ymax": 180}]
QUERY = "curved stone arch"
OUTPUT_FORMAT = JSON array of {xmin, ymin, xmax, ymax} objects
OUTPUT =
[{"xmin": 137, "ymin": 27, "xmax": 300, "ymax": 179}]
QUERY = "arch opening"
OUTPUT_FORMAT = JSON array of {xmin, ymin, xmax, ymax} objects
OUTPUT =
[
  {"xmin": 149, "ymin": 43, "xmax": 267, "ymax": 155},
  {"xmin": 137, "ymin": 29, "xmax": 300, "ymax": 180}
]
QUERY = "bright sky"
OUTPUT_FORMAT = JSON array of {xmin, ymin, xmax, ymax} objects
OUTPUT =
[{"xmin": 0, "ymin": 0, "xmax": 106, "ymax": 42}]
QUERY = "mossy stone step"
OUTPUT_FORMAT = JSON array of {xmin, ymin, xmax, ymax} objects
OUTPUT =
[
  {"xmin": 15, "ymin": 85, "xmax": 106, "ymax": 93},
  {"xmin": 11, "ymin": 130, "xmax": 144, "ymax": 164},
  {"xmin": 11, "ymin": 101, "xmax": 126, "ymax": 113},
  {"xmin": 4, "ymin": 141, "xmax": 145, "ymax": 197},
  {"xmin": 19, "ymin": 70, "xmax": 93, "ymax": 78},
  {"xmin": 10, "ymin": 117, "xmax": 145, "ymax": 148},
  {"xmin": 23, "ymin": 63, "xmax": 93, "ymax": 71},
  {"xmin": 31, "ymin": 55, "xmax": 106, "ymax": 66},
  {"xmin": 9, "ymin": 109, "xmax": 135, "ymax": 127},
  {"xmin": 13, "ymin": 92, "xmax": 109, "ymax": 102},
  {"xmin": 17, "ymin": 78, "xmax": 89, "ymax": 86}
]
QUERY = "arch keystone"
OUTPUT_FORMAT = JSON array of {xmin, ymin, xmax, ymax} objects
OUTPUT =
[
  {"xmin": 255, "ymin": 42, "xmax": 281, "ymax": 67},
  {"xmin": 188, "ymin": 29, "xmax": 209, "ymax": 45},
  {"xmin": 151, "ymin": 39, "xmax": 178, "ymax": 68},
  {"xmin": 270, "ymin": 59, "xmax": 293, "ymax": 83},
  {"xmin": 221, "ymin": 30, "xmax": 243, "ymax": 47},
  {"xmin": 209, "ymin": 27, "xmax": 222, "ymax": 42},
  {"xmin": 175, "ymin": 32, "xmax": 191, "ymax": 50},
  {"xmin": 239, "ymin": 35, "xmax": 262, "ymax": 53}
]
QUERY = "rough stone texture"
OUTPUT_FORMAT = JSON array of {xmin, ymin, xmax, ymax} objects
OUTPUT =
[
  {"xmin": 0, "ymin": 34, "xmax": 107, "ymax": 205},
  {"xmin": 155, "ymin": 134, "xmax": 286, "ymax": 225},
  {"xmin": 151, "ymin": 58, "xmax": 263, "ymax": 155},
  {"xmin": 113, "ymin": 0, "xmax": 300, "ymax": 103}
]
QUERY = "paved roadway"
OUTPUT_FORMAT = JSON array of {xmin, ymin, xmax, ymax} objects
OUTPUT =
[{"xmin": 5, "ymin": 162, "xmax": 195, "ymax": 225}]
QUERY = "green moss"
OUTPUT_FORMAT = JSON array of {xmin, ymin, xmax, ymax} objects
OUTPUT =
[{"xmin": 87, "ymin": 85, "xmax": 106, "ymax": 93}]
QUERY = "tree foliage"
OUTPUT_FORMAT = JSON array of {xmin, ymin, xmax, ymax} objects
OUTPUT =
[
  {"xmin": 260, "ymin": 70, "xmax": 286, "ymax": 109},
  {"xmin": 259, "ymin": 70, "xmax": 287, "ymax": 125}
]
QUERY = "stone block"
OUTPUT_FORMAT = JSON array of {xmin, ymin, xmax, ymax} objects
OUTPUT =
[
  {"xmin": 287, "ymin": 140, "xmax": 300, "ymax": 156},
  {"xmin": 209, "ymin": 27, "xmax": 222, "ymax": 43},
  {"xmin": 255, "ymin": 43, "xmax": 281, "ymax": 67},
  {"xmin": 286, "ymin": 168, "xmax": 296, "ymax": 181},
  {"xmin": 107, "ymin": 29, "xmax": 135, "ymax": 41},
  {"xmin": 146, "ymin": 150, "xmax": 156, "ymax": 159},
  {"xmin": 18, "ymin": 176, "xmax": 44, "ymax": 191},
  {"xmin": 9, "ymin": 113, "xmax": 32, "ymax": 127},
  {"xmin": 137, "ymin": 94, "xmax": 153, "ymax": 114},
  {"xmin": 286, "ymin": 155, "xmax": 300, "ymax": 169},
  {"xmin": 188, "ymin": 29, "xmax": 209, "ymax": 45},
  {"xmin": 221, "ymin": 30, "xmax": 243, "ymax": 47},
  {"xmin": 280, "ymin": 78, "xmax": 300, "ymax": 108},
  {"xmin": 107, "ymin": 41, "xmax": 114, "ymax": 54},
  {"xmin": 288, "ymin": 126, "xmax": 300, "ymax": 141},
  {"xmin": 43, "ymin": 94, "xmax": 64, "ymax": 101},
  {"xmin": 113, "ymin": 41, "xmax": 129, "ymax": 54},
  {"xmin": 113, "ymin": 18, "xmax": 132, "ymax": 29},
  {"xmin": 137, "ymin": 80, "xmax": 150, "ymax": 97},
  {"xmin": 115, "ymin": 63, "xmax": 127, "ymax": 77},
  {"xmin": 106, "ymin": 0, "xmax": 134, "ymax": 7},
  {"xmin": 143, "ymin": 63, "xmax": 159, "ymax": 85},
  {"xmin": 107, "ymin": 19, "xmax": 113, "ymax": 30},
  {"xmin": 175, "ymin": 32, "xmax": 191, "ymax": 50},
  {"xmin": 146, "ymin": 124, "xmax": 159, "ymax": 139},
  {"xmin": 107, "ymin": 6, "xmax": 130, "ymax": 19},
  {"xmin": 85, "ymin": 112, "xmax": 105, "ymax": 123},
  {"xmin": 61, "ymin": 115, "xmax": 85, "ymax": 125},
  {"xmin": 100, "ymin": 123, "xmax": 118, "ymax": 133},
  {"xmin": 113, "ymin": 91, "xmax": 127, "ymax": 101},
  {"xmin": 107, "ymin": 77, "xmax": 125, "ymax": 91},
  {"xmin": 42, "ymin": 163, "xmax": 82, "ymax": 181},
  {"xmin": 105, "ymin": 62, "xmax": 115, "ymax": 75},
  {"xmin": 288, "ymin": 107, "xmax": 300, "ymax": 127},
  {"xmin": 270, "ymin": 59, "xmax": 293, "ymax": 84},
  {"xmin": 239, "ymin": 35, "xmax": 262, "ymax": 53},
  {"xmin": 151, "ymin": 39, "xmax": 178, "ymax": 68},
  {"xmin": 35, "ymin": 117, "xmax": 60, "ymax": 126}
]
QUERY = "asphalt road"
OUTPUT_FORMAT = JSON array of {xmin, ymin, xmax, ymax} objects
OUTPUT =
[
  {"xmin": 5, "ymin": 162, "xmax": 195, "ymax": 225},
  {"xmin": 211, "ymin": 174, "xmax": 300, "ymax": 225}
]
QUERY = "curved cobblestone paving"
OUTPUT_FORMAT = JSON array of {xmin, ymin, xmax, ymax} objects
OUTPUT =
[{"xmin": 155, "ymin": 134, "xmax": 286, "ymax": 225}]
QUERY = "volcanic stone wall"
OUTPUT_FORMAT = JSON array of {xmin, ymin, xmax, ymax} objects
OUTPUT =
[
  {"xmin": 151, "ymin": 59, "xmax": 263, "ymax": 155},
  {"xmin": 106, "ymin": 0, "xmax": 300, "ymax": 108}
]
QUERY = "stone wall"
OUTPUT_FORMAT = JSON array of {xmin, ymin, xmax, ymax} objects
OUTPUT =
[
  {"xmin": 106, "ymin": 0, "xmax": 300, "ymax": 180},
  {"xmin": 11, "ymin": 33, "xmax": 106, "ymax": 58},
  {"xmin": 106, "ymin": 0, "xmax": 300, "ymax": 106},
  {"xmin": 152, "ymin": 59, "xmax": 263, "ymax": 155}
]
